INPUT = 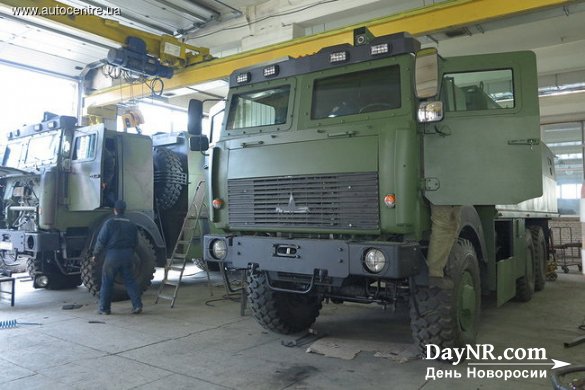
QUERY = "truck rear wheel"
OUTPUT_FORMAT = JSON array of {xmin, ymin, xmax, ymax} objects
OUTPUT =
[
  {"xmin": 247, "ymin": 271, "xmax": 322, "ymax": 334},
  {"xmin": 81, "ymin": 231, "xmax": 156, "ymax": 301},
  {"xmin": 515, "ymin": 232, "xmax": 536, "ymax": 302},
  {"xmin": 153, "ymin": 147, "xmax": 184, "ymax": 210},
  {"xmin": 410, "ymin": 239, "xmax": 481, "ymax": 352},
  {"xmin": 529, "ymin": 226, "xmax": 546, "ymax": 291}
]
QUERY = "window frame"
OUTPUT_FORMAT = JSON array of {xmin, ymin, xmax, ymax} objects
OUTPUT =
[
  {"xmin": 310, "ymin": 64, "xmax": 403, "ymax": 120},
  {"xmin": 302, "ymin": 57, "xmax": 410, "ymax": 126},
  {"xmin": 71, "ymin": 133, "xmax": 98, "ymax": 162},
  {"xmin": 224, "ymin": 79, "xmax": 296, "ymax": 135},
  {"xmin": 440, "ymin": 67, "xmax": 519, "ymax": 117}
]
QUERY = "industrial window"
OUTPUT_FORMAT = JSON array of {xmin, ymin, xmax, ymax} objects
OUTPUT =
[
  {"xmin": 72, "ymin": 134, "xmax": 96, "ymax": 161},
  {"xmin": 226, "ymin": 85, "xmax": 291, "ymax": 130},
  {"xmin": 311, "ymin": 65, "xmax": 401, "ymax": 119},
  {"xmin": 442, "ymin": 69, "xmax": 514, "ymax": 112}
]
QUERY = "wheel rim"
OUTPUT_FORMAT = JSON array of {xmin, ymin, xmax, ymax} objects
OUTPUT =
[{"xmin": 458, "ymin": 270, "xmax": 476, "ymax": 332}]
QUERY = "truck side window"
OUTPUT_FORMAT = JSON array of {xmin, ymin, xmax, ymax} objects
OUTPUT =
[
  {"xmin": 442, "ymin": 69, "xmax": 514, "ymax": 112},
  {"xmin": 311, "ymin": 65, "xmax": 401, "ymax": 119},
  {"xmin": 72, "ymin": 134, "xmax": 96, "ymax": 161},
  {"xmin": 226, "ymin": 85, "xmax": 291, "ymax": 130}
]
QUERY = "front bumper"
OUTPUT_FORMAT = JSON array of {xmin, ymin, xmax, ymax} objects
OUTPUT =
[
  {"xmin": 0, "ymin": 229, "xmax": 60, "ymax": 253},
  {"xmin": 203, "ymin": 235, "xmax": 424, "ymax": 280}
]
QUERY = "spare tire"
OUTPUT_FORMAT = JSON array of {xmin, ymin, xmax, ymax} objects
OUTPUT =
[{"xmin": 153, "ymin": 147, "xmax": 185, "ymax": 210}]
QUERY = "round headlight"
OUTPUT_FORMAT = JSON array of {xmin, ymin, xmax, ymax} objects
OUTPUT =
[
  {"xmin": 364, "ymin": 248, "xmax": 386, "ymax": 273},
  {"xmin": 211, "ymin": 239, "xmax": 227, "ymax": 260},
  {"xmin": 35, "ymin": 275, "xmax": 49, "ymax": 288}
]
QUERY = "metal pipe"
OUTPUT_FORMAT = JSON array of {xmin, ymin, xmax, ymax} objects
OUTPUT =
[{"xmin": 8, "ymin": 206, "xmax": 37, "ymax": 211}]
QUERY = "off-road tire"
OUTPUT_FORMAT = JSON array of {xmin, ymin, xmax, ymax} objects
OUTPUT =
[
  {"xmin": 529, "ymin": 226, "xmax": 546, "ymax": 291},
  {"xmin": 27, "ymin": 256, "xmax": 81, "ymax": 290},
  {"xmin": 0, "ymin": 255, "xmax": 27, "ymax": 274},
  {"xmin": 516, "ymin": 232, "xmax": 536, "ymax": 302},
  {"xmin": 193, "ymin": 258, "xmax": 220, "ymax": 272},
  {"xmin": 81, "ymin": 231, "xmax": 156, "ymax": 301},
  {"xmin": 153, "ymin": 147, "xmax": 184, "ymax": 210},
  {"xmin": 410, "ymin": 239, "xmax": 481, "ymax": 352},
  {"xmin": 247, "ymin": 272, "xmax": 322, "ymax": 334}
]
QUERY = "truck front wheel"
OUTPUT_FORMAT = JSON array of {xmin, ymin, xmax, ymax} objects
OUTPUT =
[
  {"xmin": 410, "ymin": 239, "xmax": 481, "ymax": 352},
  {"xmin": 81, "ymin": 231, "xmax": 156, "ymax": 301},
  {"xmin": 247, "ymin": 271, "xmax": 322, "ymax": 334}
]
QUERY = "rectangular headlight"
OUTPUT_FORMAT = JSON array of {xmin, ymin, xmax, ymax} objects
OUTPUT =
[
  {"xmin": 330, "ymin": 51, "xmax": 348, "ymax": 63},
  {"xmin": 263, "ymin": 64, "xmax": 279, "ymax": 77},
  {"xmin": 370, "ymin": 43, "xmax": 389, "ymax": 55},
  {"xmin": 236, "ymin": 72, "xmax": 251, "ymax": 83}
]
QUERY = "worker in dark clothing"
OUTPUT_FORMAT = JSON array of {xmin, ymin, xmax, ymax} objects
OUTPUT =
[{"xmin": 91, "ymin": 200, "xmax": 143, "ymax": 315}]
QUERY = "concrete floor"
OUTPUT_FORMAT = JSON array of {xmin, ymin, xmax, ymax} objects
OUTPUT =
[{"xmin": 1, "ymin": 266, "xmax": 585, "ymax": 390}]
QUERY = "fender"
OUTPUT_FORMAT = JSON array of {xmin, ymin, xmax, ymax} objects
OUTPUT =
[
  {"xmin": 458, "ymin": 205, "xmax": 488, "ymax": 264},
  {"xmin": 86, "ymin": 211, "xmax": 166, "ymax": 266},
  {"xmin": 125, "ymin": 211, "xmax": 166, "ymax": 266}
]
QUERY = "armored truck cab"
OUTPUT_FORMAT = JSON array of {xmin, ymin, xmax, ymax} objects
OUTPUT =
[
  {"xmin": 201, "ymin": 29, "xmax": 556, "ymax": 350},
  {"xmin": 0, "ymin": 115, "xmax": 195, "ymax": 300}
]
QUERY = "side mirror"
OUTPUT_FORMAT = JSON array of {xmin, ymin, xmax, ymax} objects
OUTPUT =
[
  {"xmin": 415, "ymin": 48, "xmax": 440, "ymax": 99},
  {"xmin": 188, "ymin": 99, "xmax": 203, "ymax": 135},
  {"xmin": 190, "ymin": 135, "xmax": 209, "ymax": 152}
]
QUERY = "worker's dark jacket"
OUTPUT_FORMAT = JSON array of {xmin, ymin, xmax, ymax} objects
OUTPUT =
[{"xmin": 92, "ymin": 217, "xmax": 138, "ymax": 260}]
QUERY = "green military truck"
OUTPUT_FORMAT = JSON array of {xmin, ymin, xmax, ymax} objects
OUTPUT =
[
  {"xmin": 199, "ymin": 28, "xmax": 557, "ymax": 350},
  {"xmin": 0, "ymin": 112, "xmax": 206, "ymax": 300}
]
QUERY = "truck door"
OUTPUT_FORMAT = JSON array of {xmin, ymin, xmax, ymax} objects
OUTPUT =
[
  {"xmin": 68, "ymin": 125, "xmax": 105, "ymax": 211},
  {"xmin": 423, "ymin": 51, "xmax": 542, "ymax": 205}
]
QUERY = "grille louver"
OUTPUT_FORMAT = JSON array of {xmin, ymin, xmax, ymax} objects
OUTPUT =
[{"xmin": 228, "ymin": 172, "xmax": 379, "ymax": 230}]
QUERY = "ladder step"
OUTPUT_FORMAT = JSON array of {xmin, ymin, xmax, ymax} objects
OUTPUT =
[
  {"xmin": 169, "ymin": 265, "xmax": 185, "ymax": 272},
  {"xmin": 163, "ymin": 281, "xmax": 179, "ymax": 287},
  {"xmin": 157, "ymin": 294, "xmax": 174, "ymax": 301},
  {"xmin": 173, "ymin": 253, "xmax": 188, "ymax": 259},
  {"xmin": 176, "ymin": 240, "xmax": 191, "ymax": 245}
]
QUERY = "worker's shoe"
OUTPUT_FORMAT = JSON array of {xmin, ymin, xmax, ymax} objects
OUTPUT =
[
  {"xmin": 131, "ymin": 307, "xmax": 143, "ymax": 314},
  {"xmin": 97, "ymin": 309, "xmax": 111, "ymax": 315},
  {"xmin": 429, "ymin": 276, "xmax": 454, "ymax": 290}
]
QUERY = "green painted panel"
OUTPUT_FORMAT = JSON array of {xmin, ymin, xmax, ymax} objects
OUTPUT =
[
  {"xmin": 227, "ymin": 136, "xmax": 378, "ymax": 179},
  {"xmin": 425, "ymin": 51, "xmax": 542, "ymax": 205},
  {"xmin": 496, "ymin": 258, "xmax": 516, "ymax": 307}
]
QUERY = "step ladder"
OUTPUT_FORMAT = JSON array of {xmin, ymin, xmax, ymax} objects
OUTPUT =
[{"xmin": 155, "ymin": 180, "xmax": 211, "ymax": 307}]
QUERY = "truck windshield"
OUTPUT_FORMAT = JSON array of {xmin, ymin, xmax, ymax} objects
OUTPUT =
[
  {"xmin": 2, "ymin": 142, "xmax": 25, "ymax": 168},
  {"xmin": 23, "ymin": 132, "xmax": 61, "ymax": 168},
  {"xmin": 226, "ymin": 85, "xmax": 290, "ymax": 130},
  {"xmin": 311, "ymin": 65, "xmax": 401, "ymax": 119}
]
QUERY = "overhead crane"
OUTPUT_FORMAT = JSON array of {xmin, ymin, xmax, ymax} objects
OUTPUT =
[
  {"xmin": 0, "ymin": 0, "xmax": 210, "ymax": 76},
  {"xmin": 0, "ymin": 0, "xmax": 573, "ymax": 109}
]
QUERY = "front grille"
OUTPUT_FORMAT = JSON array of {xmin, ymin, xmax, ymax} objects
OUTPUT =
[{"xmin": 228, "ymin": 172, "xmax": 379, "ymax": 230}]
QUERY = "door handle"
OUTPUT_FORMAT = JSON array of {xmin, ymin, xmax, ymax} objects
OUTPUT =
[
  {"xmin": 317, "ymin": 130, "xmax": 357, "ymax": 138},
  {"xmin": 507, "ymin": 138, "xmax": 540, "ymax": 146}
]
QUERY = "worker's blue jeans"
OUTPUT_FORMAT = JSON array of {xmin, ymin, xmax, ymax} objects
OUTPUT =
[{"xmin": 99, "ymin": 249, "xmax": 142, "ymax": 312}]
